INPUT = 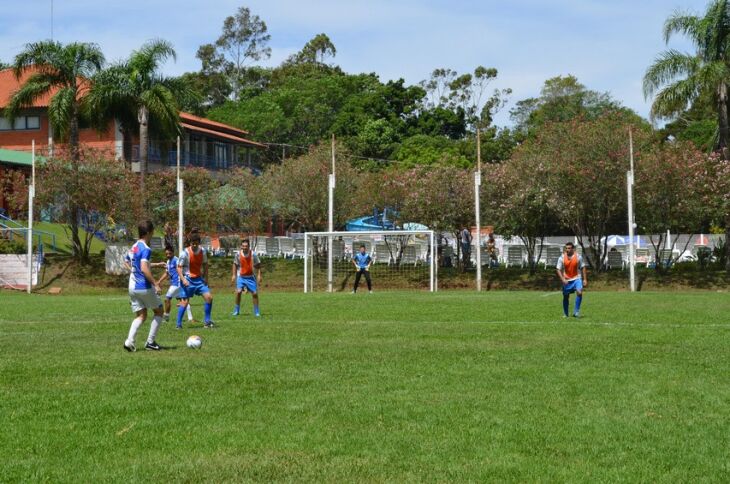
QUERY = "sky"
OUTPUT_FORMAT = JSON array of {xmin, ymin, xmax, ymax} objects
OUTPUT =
[{"xmin": 0, "ymin": 0, "xmax": 711, "ymax": 126}]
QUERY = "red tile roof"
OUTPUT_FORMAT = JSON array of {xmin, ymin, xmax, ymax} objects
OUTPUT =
[
  {"xmin": 0, "ymin": 68, "xmax": 54, "ymax": 108},
  {"xmin": 180, "ymin": 112, "xmax": 250, "ymax": 136},
  {"xmin": 180, "ymin": 122, "xmax": 265, "ymax": 148}
]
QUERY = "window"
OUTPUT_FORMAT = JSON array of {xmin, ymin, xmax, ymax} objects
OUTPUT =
[
  {"xmin": 26, "ymin": 116, "xmax": 40, "ymax": 129},
  {"xmin": 0, "ymin": 116, "xmax": 41, "ymax": 131}
]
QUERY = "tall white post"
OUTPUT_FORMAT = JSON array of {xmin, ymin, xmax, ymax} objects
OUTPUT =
[
  {"xmin": 627, "ymin": 129, "xmax": 636, "ymax": 292},
  {"xmin": 177, "ymin": 136, "xmax": 184, "ymax": 252},
  {"xmin": 429, "ymin": 230, "xmax": 435, "ymax": 292},
  {"xmin": 27, "ymin": 141, "xmax": 36, "ymax": 294},
  {"xmin": 303, "ymin": 235, "xmax": 309, "ymax": 293},
  {"xmin": 474, "ymin": 171, "xmax": 482, "ymax": 291},
  {"xmin": 327, "ymin": 135, "xmax": 335, "ymax": 292},
  {"xmin": 475, "ymin": 128, "xmax": 482, "ymax": 291}
]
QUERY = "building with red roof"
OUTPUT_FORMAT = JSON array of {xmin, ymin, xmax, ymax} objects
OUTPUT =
[{"xmin": 0, "ymin": 67, "xmax": 264, "ymax": 171}]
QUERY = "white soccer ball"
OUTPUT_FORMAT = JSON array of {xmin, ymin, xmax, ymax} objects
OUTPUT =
[{"xmin": 186, "ymin": 335, "xmax": 203, "ymax": 349}]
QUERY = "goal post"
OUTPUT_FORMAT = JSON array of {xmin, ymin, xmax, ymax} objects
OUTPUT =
[{"xmin": 303, "ymin": 230, "xmax": 436, "ymax": 293}]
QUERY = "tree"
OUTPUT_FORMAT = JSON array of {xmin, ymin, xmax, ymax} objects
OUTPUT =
[
  {"xmin": 644, "ymin": 1, "xmax": 730, "ymax": 270},
  {"xmin": 287, "ymin": 33, "xmax": 337, "ymax": 66},
  {"xmin": 36, "ymin": 149, "xmax": 143, "ymax": 262},
  {"xmin": 145, "ymin": 168, "xmax": 222, "ymax": 233},
  {"xmin": 201, "ymin": 6, "xmax": 272, "ymax": 100},
  {"xmin": 643, "ymin": 1, "xmax": 730, "ymax": 157},
  {"xmin": 6, "ymin": 41, "xmax": 105, "ymax": 260},
  {"xmin": 400, "ymin": 166, "xmax": 474, "ymax": 268},
  {"xmin": 510, "ymin": 75, "xmax": 621, "ymax": 136},
  {"xmin": 522, "ymin": 112, "xmax": 650, "ymax": 270},
  {"xmin": 86, "ymin": 40, "xmax": 187, "ymax": 191},
  {"xmin": 634, "ymin": 142, "xmax": 715, "ymax": 270},
  {"xmin": 485, "ymin": 156, "xmax": 559, "ymax": 274},
  {"xmin": 420, "ymin": 66, "xmax": 510, "ymax": 131},
  {"xmin": 262, "ymin": 144, "xmax": 360, "ymax": 231}
]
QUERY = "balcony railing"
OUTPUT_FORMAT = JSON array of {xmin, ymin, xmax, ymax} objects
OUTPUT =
[{"xmin": 167, "ymin": 150, "xmax": 229, "ymax": 170}]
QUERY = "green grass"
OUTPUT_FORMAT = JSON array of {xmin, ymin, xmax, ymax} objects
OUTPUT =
[
  {"xmin": 2, "ymin": 291, "xmax": 730, "ymax": 482},
  {"xmin": 11, "ymin": 221, "xmax": 107, "ymax": 255}
]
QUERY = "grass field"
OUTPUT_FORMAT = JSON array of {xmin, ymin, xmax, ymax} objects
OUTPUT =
[{"xmin": 2, "ymin": 290, "xmax": 729, "ymax": 482}]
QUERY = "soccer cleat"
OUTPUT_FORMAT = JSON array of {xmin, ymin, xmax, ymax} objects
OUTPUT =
[
  {"xmin": 369, "ymin": 290, "xmax": 373, "ymax": 294},
  {"xmin": 254, "ymin": 312, "xmax": 260, "ymax": 317},
  {"xmin": 175, "ymin": 325, "xmax": 182, "ymax": 330},
  {"xmin": 162, "ymin": 314, "xmax": 170, "ymax": 322},
  {"xmin": 145, "ymin": 341, "xmax": 162, "ymax": 351},
  {"xmin": 124, "ymin": 342, "xmax": 136, "ymax": 352},
  {"xmin": 351, "ymin": 290, "xmax": 356, "ymax": 294},
  {"xmin": 231, "ymin": 310, "xmax": 239, "ymax": 316},
  {"xmin": 573, "ymin": 313, "xmax": 580, "ymax": 318},
  {"xmin": 203, "ymin": 321, "xmax": 216, "ymax": 329}
]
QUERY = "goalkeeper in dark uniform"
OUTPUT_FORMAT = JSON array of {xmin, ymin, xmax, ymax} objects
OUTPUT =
[{"xmin": 351, "ymin": 244, "xmax": 373, "ymax": 294}]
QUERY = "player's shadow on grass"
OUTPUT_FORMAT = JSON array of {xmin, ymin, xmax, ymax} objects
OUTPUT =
[{"xmin": 339, "ymin": 272, "xmax": 354, "ymax": 292}]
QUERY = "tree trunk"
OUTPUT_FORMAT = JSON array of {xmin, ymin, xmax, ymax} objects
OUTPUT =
[
  {"xmin": 718, "ymin": 83, "xmax": 730, "ymax": 160},
  {"xmin": 68, "ymin": 102, "xmax": 84, "ymax": 262},
  {"xmin": 138, "ymin": 105, "xmax": 149, "ymax": 192}
]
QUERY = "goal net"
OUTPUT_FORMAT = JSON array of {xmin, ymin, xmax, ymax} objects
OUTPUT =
[{"xmin": 303, "ymin": 230, "xmax": 436, "ymax": 292}]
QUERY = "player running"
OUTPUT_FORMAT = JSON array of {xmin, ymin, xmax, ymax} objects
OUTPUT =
[
  {"xmin": 556, "ymin": 242, "xmax": 588, "ymax": 318},
  {"xmin": 123, "ymin": 221, "xmax": 164, "ymax": 352},
  {"xmin": 351, "ymin": 244, "xmax": 373, "ymax": 294},
  {"xmin": 177, "ymin": 232, "xmax": 215, "ymax": 328},
  {"xmin": 231, "ymin": 239, "xmax": 262, "ymax": 317},
  {"xmin": 156, "ymin": 244, "xmax": 194, "ymax": 327}
]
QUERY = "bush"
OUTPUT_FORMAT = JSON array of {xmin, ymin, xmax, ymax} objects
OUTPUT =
[{"xmin": 0, "ymin": 237, "xmax": 27, "ymax": 254}]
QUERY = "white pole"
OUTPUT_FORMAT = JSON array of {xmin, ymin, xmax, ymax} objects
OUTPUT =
[
  {"xmin": 475, "ymin": 128, "xmax": 482, "ymax": 292},
  {"xmin": 327, "ymin": 135, "xmax": 335, "ymax": 292},
  {"xmin": 177, "ymin": 137, "xmax": 184, "ymax": 252},
  {"xmin": 666, "ymin": 229, "xmax": 671, "ymax": 250},
  {"xmin": 429, "ymin": 230, "xmax": 435, "ymax": 292},
  {"xmin": 27, "ymin": 140, "xmax": 36, "ymax": 294},
  {"xmin": 303, "ymin": 235, "xmax": 309, "ymax": 293},
  {"xmin": 474, "ymin": 171, "xmax": 482, "ymax": 291},
  {"xmin": 628, "ymin": 130, "xmax": 636, "ymax": 292}
]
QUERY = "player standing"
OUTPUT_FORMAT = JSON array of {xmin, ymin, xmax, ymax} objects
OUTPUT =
[
  {"xmin": 556, "ymin": 242, "xmax": 588, "ymax": 318},
  {"xmin": 351, "ymin": 244, "xmax": 373, "ymax": 294},
  {"xmin": 124, "ymin": 221, "xmax": 164, "ymax": 351},
  {"xmin": 231, "ymin": 239, "xmax": 262, "ymax": 317},
  {"xmin": 156, "ymin": 244, "xmax": 194, "ymax": 327},
  {"xmin": 177, "ymin": 232, "xmax": 215, "ymax": 328}
]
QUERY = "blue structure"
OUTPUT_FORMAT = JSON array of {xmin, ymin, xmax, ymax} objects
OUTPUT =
[{"xmin": 346, "ymin": 207, "xmax": 398, "ymax": 231}]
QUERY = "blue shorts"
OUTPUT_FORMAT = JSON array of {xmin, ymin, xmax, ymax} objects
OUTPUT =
[
  {"xmin": 181, "ymin": 277, "xmax": 210, "ymax": 299},
  {"xmin": 563, "ymin": 279, "xmax": 583, "ymax": 295},
  {"xmin": 236, "ymin": 275, "xmax": 258, "ymax": 294}
]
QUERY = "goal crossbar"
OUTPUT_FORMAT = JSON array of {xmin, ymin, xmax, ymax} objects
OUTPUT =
[{"xmin": 303, "ymin": 230, "xmax": 436, "ymax": 293}]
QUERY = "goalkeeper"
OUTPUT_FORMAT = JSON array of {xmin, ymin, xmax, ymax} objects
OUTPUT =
[{"xmin": 351, "ymin": 244, "xmax": 373, "ymax": 294}]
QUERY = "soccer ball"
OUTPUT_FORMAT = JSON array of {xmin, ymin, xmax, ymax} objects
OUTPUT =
[{"xmin": 186, "ymin": 335, "xmax": 203, "ymax": 349}]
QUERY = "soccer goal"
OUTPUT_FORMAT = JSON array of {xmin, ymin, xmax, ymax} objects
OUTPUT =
[{"xmin": 303, "ymin": 230, "xmax": 436, "ymax": 293}]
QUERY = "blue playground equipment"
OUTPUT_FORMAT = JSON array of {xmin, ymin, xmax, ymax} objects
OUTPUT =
[{"xmin": 345, "ymin": 207, "xmax": 398, "ymax": 231}]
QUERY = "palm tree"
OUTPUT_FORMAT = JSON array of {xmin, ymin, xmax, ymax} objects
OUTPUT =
[
  {"xmin": 645, "ymin": 1, "xmax": 730, "ymax": 271},
  {"xmin": 6, "ymin": 41, "xmax": 105, "ymax": 261},
  {"xmin": 86, "ymin": 39, "xmax": 185, "ymax": 189},
  {"xmin": 6, "ymin": 41, "xmax": 105, "ymax": 160},
  {"xmin": 643, "ymin": 1, "xmax": 730, "ymax": 158}
]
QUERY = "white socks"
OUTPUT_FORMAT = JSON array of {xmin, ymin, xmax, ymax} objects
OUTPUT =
[
  {"xmin": 147, "ymin": 316, "xmax": 162, "ymax": 344},
  {"xmin": 126, "ymin": 317, "xmax": 144, "ymax": 346},
  {"xmin": 187, "ymin": 305, "xmax": 193, "ymax": 321}
]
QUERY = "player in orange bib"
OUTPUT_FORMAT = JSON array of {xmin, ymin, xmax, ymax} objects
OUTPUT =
[
  {"xmin": 556, "ymin": 242, "xmax": 588, "ymax": 318},
  {"xmin": 231, "ymin": 239, "xmax": 262, "ymax": 317},
  {"xmin": 177, "ymin": 232, "xmax": 215, "ymax": 328}
]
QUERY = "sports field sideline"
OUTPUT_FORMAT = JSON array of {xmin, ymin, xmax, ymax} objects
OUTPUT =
[{"xmin": 2, "ymin": 290, "xmax": 729, "ymax": 481}]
